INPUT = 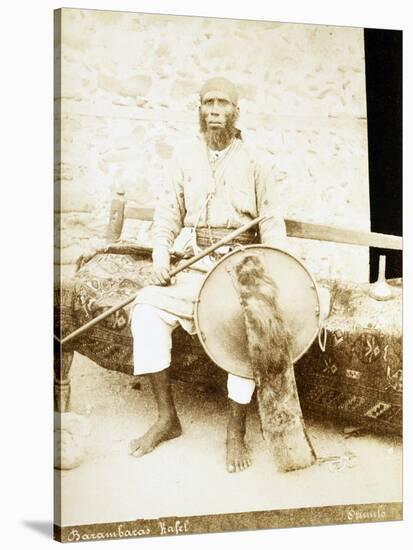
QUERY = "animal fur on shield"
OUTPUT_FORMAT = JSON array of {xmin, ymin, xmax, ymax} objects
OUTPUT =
[{"xmin": 234, "ymin": 254, "xmax": 316, "ymax": 472}]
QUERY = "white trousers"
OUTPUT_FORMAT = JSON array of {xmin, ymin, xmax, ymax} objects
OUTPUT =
[{"xmin": 131, "ymin": 303, "xmax": 256, "ymax": 404}]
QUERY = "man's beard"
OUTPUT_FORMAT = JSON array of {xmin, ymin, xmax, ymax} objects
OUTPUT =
[{"xmin": 199, "ymin": 110, "xmax": 240, "ymax": 150}]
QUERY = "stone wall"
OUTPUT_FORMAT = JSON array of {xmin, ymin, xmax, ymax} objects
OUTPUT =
[{"xmin": 56, "ymin": 8, "xmax": 370, "ymax": 282}]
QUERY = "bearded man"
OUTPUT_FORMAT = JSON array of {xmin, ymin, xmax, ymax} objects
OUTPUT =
[{"xmin": 130, "ymin": 77, "xmax": 288, "ymax": 473}]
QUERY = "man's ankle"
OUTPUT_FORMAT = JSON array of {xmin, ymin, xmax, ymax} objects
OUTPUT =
[
  {"xmin": 227, "ymin": 404, "xmax": 248, "ymax": 439},
  {"xmin": 157, "ymin": 411, "xmax": 180, "ymax": 425}
]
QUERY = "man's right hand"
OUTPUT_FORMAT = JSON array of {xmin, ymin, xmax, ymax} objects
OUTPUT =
[{"xmin": 150, "ymin": 248, "xmax": 171, "ymax": 286}]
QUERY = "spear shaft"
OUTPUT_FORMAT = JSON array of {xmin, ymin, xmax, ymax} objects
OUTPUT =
[{"xmin": 55, "ymin": 215, "xmax": 266, "ymax": 346}]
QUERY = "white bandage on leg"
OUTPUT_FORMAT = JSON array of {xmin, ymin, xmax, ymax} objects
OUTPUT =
[
  {"xmin": 131, "ymin": 304, "xmax": 179, "ymax": 375},
  {"xmin": 227, "ymin": 373, "xmax": 256, "ymax": 404}
]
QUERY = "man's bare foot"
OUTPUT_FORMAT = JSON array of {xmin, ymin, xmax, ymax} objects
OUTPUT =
[
  {"xmin": 129, "ymin": 417, "xmax": 182, "ymax": 457},
  {"xmin": 226, "ymin": 433, "xmax": 252, "ymax": 473}
]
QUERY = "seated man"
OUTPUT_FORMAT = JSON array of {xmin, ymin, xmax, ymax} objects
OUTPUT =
[{"xmin": 130, "ymin": 77, "xmax": 289, "ymax": 473}]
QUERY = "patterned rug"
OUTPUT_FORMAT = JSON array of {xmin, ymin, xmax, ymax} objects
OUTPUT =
[
  {"xmin": 296, "ymin": 279, "xmax": 402, "ymax": 435},
  {"xmin": 54, "ymin": 251, "xmax": 402, "ymax": 435}
]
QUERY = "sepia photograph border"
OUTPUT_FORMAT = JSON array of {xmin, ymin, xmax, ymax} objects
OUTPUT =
[{"xmin": 52, "ymin": 2, "xmax": 403, "ymax": 546}]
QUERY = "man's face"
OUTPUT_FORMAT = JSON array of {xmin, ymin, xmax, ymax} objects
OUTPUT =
[
  {"xmin": 199, "ymin": 90, "xmax": 239, "ymax": 150},
  {"xmin": 199, "ymin": 91, "xmax": 238, "ymax": 129}
]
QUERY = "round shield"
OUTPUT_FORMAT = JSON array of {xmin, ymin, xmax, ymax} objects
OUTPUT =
[{"xmin": 194, "ymin": 245, "xmax": 320, "ymax": 379}]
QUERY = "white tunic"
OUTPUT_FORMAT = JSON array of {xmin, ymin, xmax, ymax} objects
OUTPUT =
[{"xmin": 134, "ymin": 135, "xmax": 289, "ymax": 335}]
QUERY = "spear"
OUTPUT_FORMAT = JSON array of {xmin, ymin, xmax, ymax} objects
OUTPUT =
[{"xmin": 55, "ymin": 215, "xmax": 267, "ymax": 346}]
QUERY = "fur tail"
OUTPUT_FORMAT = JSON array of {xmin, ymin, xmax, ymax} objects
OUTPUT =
[{"xmin": 234, "ymin": 254, "xmax": 316, "ymax": 472}]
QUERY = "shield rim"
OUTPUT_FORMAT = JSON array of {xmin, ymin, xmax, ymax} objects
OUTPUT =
[{"xmin": 194, "ymin": 244, "xmax": 321, "ymax": 378}]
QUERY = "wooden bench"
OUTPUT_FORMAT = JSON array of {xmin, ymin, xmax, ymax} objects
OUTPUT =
[{"xmin": 106, "ymin": 189, "xmax": 403, "ymax": 250}]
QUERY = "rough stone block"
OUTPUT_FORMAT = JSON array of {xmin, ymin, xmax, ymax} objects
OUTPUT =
[{"xmin": 119, "ymin": 75, "xmax": 152, "ymax": 97}]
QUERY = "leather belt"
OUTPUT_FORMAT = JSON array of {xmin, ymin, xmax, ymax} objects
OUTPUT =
[{"xmin": 195, "ymin": 226, "xmax": 259, "ymax": 248}]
